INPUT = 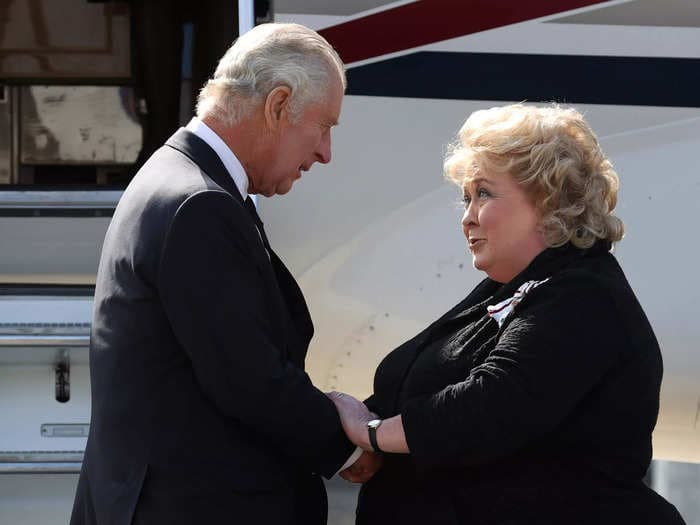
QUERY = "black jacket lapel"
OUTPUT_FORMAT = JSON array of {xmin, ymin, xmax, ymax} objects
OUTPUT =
[
  {"xmin": 269, "ymin": 250, "xmax": 315, "ymax": 368},
  {"xmin": 165, "ymin": 129, "xmax": 293, "ymax": 355},
  {"xmin": 165, "ymin": 128, "xmax": 244, "ymax": 205},
  {"xmin": 165, "ymin": 128, "xmax": 315, "ymax": 368}
]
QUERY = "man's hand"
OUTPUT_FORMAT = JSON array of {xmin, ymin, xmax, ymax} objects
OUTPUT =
[
  {"xmin": 326, "ymin": 391, "xmax": 374, "ymax": 450},
  {"xmin": 339, "ymin": 450, "xmax": 383, "ymax": 483}
]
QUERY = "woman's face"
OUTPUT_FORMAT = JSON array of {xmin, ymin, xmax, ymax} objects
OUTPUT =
[{"xmin": 462, "ymin": 170, "xmax": 547, "ymax": 283}]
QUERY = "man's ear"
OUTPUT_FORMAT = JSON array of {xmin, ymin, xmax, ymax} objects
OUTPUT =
[{"xmin": 264, "ymin": 86, "xmax": 292, "ymax": 130}]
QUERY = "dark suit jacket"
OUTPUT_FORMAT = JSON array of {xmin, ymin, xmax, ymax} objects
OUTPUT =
[
  {"xmin": 70, "ymin": 129, "xmax": 353, "ymax": 525},
  {"xmin": 358, "ymin": 243, "xmax": 685, "ymax": 525}
]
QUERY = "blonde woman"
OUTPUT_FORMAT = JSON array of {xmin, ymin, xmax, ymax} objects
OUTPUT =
[{"xmin": 330, "ymin": 104, "xmax": 685, "ymax": 524}]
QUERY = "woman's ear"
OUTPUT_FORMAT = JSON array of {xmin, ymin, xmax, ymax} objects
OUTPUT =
[{"xmin": 264, "ymin": 86, "xmax": 292, "ymax": 130}]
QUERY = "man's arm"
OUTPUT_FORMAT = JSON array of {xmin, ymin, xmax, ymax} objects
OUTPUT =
[{"xmin": 157, "ymin": 190, "xmax": 352, "ymax": 476}]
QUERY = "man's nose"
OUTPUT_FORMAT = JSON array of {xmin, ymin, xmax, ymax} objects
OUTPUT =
[{"xmin": 316, "ymin": 132, "xmax": 331, "ymax": 164}]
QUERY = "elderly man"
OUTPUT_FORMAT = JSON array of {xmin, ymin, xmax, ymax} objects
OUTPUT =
[{"xmin": 70, "ymin": 23, "xmax": 374, "ymax": 525}]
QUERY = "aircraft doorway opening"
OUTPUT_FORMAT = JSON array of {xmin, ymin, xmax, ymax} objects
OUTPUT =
[{"xmin": 0, "ymin": 0, "xmax": 271, "ymax": 189}]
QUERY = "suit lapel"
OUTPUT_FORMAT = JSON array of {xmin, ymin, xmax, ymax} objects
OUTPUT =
[
  {"xmin": 165, "ymin": 128, "xmax": 314, "ymax": 367},
  {"xmin": 166, "ymin": 128, "xmax": 244, "ymax": 204},
  {"xmin": 165, "ymin": 129, "xmax": 269, "ymax": 271},
  {"xmin": 269, "ymin": 250, "xmax": 315, "ymax": 368}
]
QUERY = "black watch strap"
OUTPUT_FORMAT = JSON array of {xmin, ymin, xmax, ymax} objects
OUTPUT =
[{"xmin": 367, "ymin": 419, "xmax": 383, "ymax": 454}]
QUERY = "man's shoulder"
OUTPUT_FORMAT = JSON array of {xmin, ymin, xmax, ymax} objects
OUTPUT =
[
  {"xmin": 122, "ymin": 145, "xmax": 237, "ymax": 217},
  {"xmin": 138, "ymin": 144, "xmax": 226, "ymax": 194}
]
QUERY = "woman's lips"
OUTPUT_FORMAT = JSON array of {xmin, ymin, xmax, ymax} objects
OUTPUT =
[{"xmin": 468, "ymin": 238, "xmax": 485, "ymax": 250}]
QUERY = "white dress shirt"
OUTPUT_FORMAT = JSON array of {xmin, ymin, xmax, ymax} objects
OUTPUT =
[
  {"xmin": 184, "ymin": 117, "xmax": 362, "ymax": 475},
  {"xmin": 187, "ymin": 117, "xmax": 268, "ymax": 255}
]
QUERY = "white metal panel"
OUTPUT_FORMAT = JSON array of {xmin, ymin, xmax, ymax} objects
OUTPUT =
[
  {"xmin": 0, "ymin": 474, "xmax": 79, "ymax": 525},
  {"xmin": 262, "ymin": 94, "xmax": 700, "ymax": 462}
]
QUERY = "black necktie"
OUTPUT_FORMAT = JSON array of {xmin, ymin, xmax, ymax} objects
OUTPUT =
[{"xmin": 244, "ymin": 196, "xmax": 271, "ymax": 251}]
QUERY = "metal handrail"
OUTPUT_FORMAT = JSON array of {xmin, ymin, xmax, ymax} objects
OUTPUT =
[
  {"xmin": 0, "ymin": 462, "xmax": 82, "ymax": 474},
  {"xmin": 0, "ymin": 451, "xmax": 84, "ymax": 473},
  {"xmin": 0, "ymin": 451, "xmax": 83, "ymax": 462},
  {"xmin": 0, "ymin": 335, "xmax": 89, "ymax": 347},
  {"xmin": 0, "ymin": 190, "xmax": 122, "ymax": 209}
]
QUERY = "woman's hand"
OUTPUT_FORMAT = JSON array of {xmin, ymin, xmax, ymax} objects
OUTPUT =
[{"xmin": 326, "ymin": 391, "xmax": 374, "ymax": 450}]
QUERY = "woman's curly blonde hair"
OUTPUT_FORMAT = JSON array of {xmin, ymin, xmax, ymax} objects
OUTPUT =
[{"xmin": 444, "ymin": 103, "xmax": 624, "ymax": 249}]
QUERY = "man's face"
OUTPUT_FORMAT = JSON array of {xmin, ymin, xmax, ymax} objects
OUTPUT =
[{"xmin": 250, "ymin": 76, "xmax": 344, "ymax": 197}]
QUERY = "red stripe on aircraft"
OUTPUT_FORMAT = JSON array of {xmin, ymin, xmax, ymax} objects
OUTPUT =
[{"xmin": 320, "ymin": 0, "xmax": 610, "ymax": 64}]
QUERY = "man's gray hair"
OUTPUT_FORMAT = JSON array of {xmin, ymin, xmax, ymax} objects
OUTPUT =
[{"xmin": 196, "ymin": 23, "xmax": 346, "ymax": 125}]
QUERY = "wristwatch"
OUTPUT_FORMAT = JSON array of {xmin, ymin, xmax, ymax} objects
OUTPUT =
[{"xmin": 367, "ymin": 419, "xmax": 383, "ymax": 454}]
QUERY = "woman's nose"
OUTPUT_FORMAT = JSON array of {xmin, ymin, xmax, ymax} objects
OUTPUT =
[{"xmin": 462, "ymin": 202, "xmax": 477, "ymax": 227}]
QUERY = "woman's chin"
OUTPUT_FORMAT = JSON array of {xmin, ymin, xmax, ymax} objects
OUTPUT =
[{"xmin": 472, "ymin": 256, "xmax": 486, "ymax": 272}]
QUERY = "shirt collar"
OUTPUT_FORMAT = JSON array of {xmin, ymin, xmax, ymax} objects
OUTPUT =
[{"xmin": 185, "ymin": 117, "xmax": 249, "ymax": 200}]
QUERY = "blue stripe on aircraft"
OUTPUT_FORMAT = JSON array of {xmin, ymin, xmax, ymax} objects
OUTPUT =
[{"xmin": 346, "ymin": 52, "xmax": 700, "ymax": 107}]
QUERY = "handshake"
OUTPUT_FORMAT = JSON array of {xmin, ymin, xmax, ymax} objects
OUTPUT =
[{"xmin": 326, "ymin": 391, "xmax": 387, "ymax": 484}]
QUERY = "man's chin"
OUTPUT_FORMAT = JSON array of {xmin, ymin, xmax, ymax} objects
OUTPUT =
[
  {"xmin": 274, "ymin": 181, "xmax": 295, "ymax": 196},
  {"xmin": 254, "ymin": 186, "xmax": 279, "ymax": 198}
]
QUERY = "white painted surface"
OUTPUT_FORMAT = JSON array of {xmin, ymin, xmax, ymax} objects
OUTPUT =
[
  {"xmin": 238, "ymin": 0, "xmax": 255, "ymax": 35},
  {"xmin": 262, "ymin": 94, "xmax": 700, "ymax": 462},
  {"xmin": 0, "ymin": 474, "xmax": 79, "ymax": 525},
  {"xmin": 0, "ymin": 216, "xmax": 109, "ymax": 283}
]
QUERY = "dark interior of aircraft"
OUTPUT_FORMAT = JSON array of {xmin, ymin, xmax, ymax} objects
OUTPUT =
[{"xmin": 0, "ymin": 0, "xmax": 271, "ymax": 187}]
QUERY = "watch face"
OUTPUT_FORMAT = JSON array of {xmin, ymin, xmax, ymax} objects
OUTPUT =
[{"xmin": 368, "ymin": 419, "xmax": 382, "ymax": 429}]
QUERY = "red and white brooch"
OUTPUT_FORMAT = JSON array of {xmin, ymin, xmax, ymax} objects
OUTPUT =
[{"xmin": 487, "ymin": 278, "xmax": 550, "ymax": 328}]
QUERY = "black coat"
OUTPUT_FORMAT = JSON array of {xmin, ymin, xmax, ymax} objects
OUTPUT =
[
  {"xmin": 70, "ymin": 129, "xmax": 353, "ymax": 525},
  {"xmin": 358, "ymin": 242, "xmax": 685, "ymax": 525}
]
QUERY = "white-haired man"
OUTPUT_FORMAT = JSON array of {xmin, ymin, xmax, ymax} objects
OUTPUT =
[{"xmin": 70, "ymin": 23, "xmax": 376, "ymax": 525}]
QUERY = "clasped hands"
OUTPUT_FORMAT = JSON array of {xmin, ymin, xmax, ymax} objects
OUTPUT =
[{"xmin": 326, "ymin": 391, "xmax": 383, "ymax": 484}]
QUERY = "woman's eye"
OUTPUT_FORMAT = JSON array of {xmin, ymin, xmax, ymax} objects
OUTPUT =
[
  {"xmin": 462, "ymin": 196, "xmax": 471, "ymax": 206},
  {"xmin": 478, "ymin": 188, "xmax": 490, "ymax": 198}
]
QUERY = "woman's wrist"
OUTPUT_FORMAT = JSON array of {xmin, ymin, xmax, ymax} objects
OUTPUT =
[{"xmin": 368, "ymin": 415, "xmax": 410, "ymax": 454}]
